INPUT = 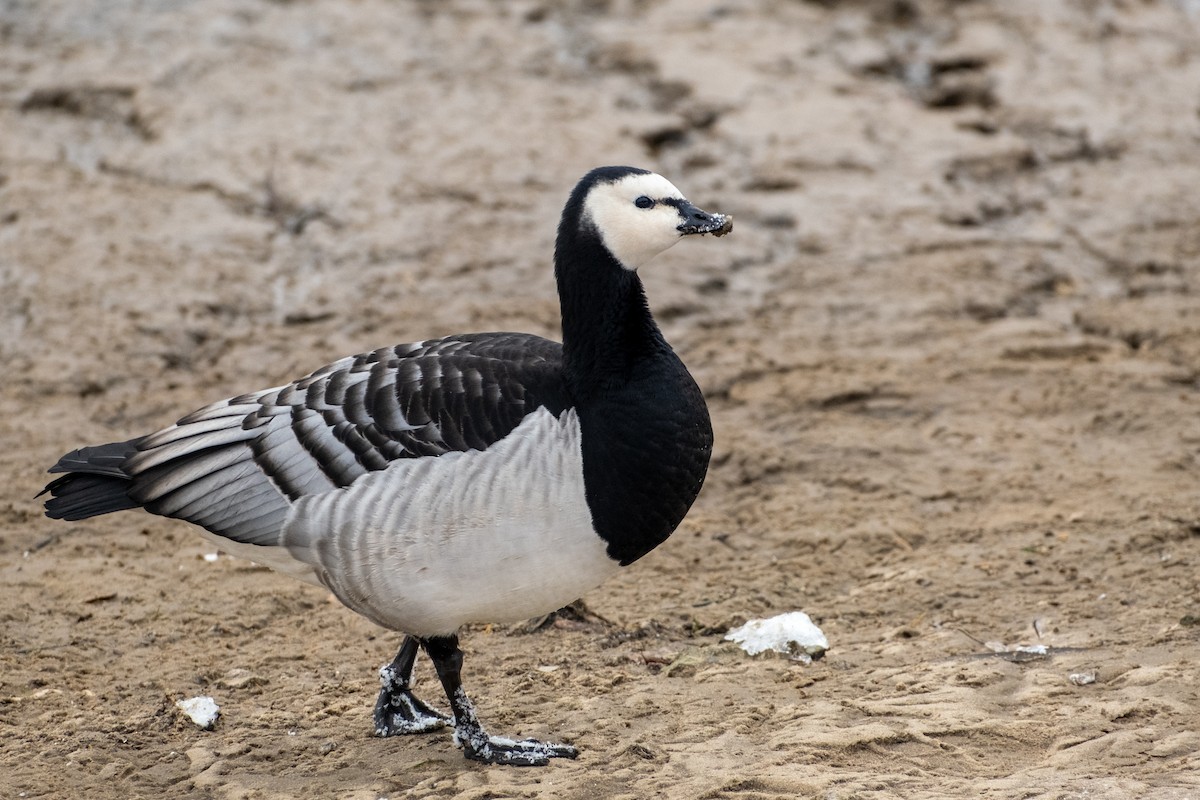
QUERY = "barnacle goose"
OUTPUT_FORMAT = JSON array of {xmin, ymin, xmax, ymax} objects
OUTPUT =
[{"xmin": 41, "ymin": 166, "xmax": 732, "ymax": 766}]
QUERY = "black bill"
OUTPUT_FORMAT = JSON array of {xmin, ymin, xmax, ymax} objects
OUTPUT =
[{"xmin": 675, "ymin": 201, "xmax": 734, "ymax": 237}]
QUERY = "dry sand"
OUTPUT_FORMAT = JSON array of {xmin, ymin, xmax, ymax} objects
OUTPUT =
[{"xmin": 2, "ymin": 1, "xmax": 1199, "ymax": 797}]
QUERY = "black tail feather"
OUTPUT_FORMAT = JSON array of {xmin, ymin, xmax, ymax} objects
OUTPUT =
[
  {"xmin": 47, "ymin": 441, "xmax": 139, "ymax": 477},
  {"xmin": 40, "ymin": 439, "xmax": 142, "ymax": 520}
]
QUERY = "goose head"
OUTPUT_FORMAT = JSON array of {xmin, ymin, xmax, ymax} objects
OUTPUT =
[{"xmin": 563, "ymin": 166, "xmax": 732, "ymax": 271}]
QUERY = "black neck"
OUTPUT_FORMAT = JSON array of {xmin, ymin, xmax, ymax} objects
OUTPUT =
[
  {"xmin": 553, "ymin": 206, "xmax": 713, "ymax": 567},
  {"xmin": 554, "ymin": 228, "xmax": 665, "ymax": 395}
]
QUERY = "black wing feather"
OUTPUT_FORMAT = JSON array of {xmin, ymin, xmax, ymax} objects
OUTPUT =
[{"xmin": 41, "ymin": 333, "xmax": 569, "ymax": 546}]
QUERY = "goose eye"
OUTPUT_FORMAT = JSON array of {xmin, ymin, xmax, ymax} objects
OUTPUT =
[{"xmin": 634, "ymin": 196, "xmax": 654, "ymax": 209}]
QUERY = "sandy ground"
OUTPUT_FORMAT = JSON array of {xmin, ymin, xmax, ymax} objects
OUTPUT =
[{"xmin": 2, "ymin": 1, "xmax": 1200, "ymax": 797}]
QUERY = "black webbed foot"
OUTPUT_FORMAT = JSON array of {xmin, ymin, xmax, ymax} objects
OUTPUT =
[
  {"xmin": 373, "ymin": 636, "xmax": 450, "ymax": 737},
  {"xmin": 373, "ymin": 665, "xmax": 450, "ymax": 735},
  {"xmin": 421, "ymin": 634, "xmax": 580, "ymax": 766},
  {"xmin": 457, "ymin": 729, "xmax": 579, "ymax": 766}
]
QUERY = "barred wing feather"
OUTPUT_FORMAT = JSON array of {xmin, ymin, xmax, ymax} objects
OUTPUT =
[{"xmin": 121, "ymin": 333, "xmax": 567, "ymax": 546}]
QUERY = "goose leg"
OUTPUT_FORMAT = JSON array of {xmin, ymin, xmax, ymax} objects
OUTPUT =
[
  {"xmin": 421, "ymin": 634, "xmax": 579, "ymax": 766},
  {"xmin": 374, "ymin": 635, "xmax": 450, "ymax": 736}
]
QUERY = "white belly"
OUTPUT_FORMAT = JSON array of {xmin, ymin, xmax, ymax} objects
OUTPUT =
[{"xmin": 281, "ymin": 408, "xmax": 622, "ymax": 636}]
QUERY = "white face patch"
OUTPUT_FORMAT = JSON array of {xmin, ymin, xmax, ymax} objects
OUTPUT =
[{"xmin": 582, "ymin": 172, "xmax": 689, "ymax": 270}]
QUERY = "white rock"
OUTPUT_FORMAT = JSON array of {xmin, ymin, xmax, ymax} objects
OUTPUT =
[
  {"xmin": 1069, "ymin": 671, "xmax": 1097, "ymax": 686},
  {"xmin": 176, "ymin": 696, "xmax": 220, "ymax": 729},
  {"xmin": 725, "ymin": 611, "xmax": 829, "ymax": 664}
]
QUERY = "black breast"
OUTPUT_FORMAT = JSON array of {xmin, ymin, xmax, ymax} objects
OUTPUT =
[{"xmin": 576, "ymin": 352, "xmax": 713, "ymax": 566}]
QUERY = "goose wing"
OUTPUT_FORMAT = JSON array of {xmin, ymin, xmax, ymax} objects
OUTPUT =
[{"xmin": 47, "ymin": 333, "xmax": 568, "ymax": 546}]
